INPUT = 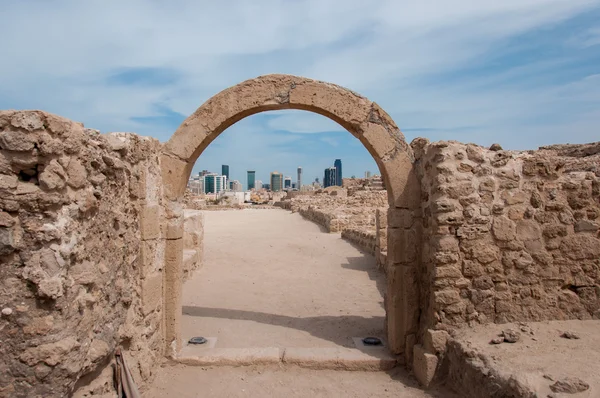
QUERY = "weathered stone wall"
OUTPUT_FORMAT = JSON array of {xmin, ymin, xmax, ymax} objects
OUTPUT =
[
  {"xmin": 0, "ymin": 111, "xmax": 165, "ymax": 398},
  {"xmin": 341, "ymin": 228, "xmax": 376, "ymax": 255},
  {"xmin": 416, "ymin": 140, "xmax": 600, "ymax": 335}
]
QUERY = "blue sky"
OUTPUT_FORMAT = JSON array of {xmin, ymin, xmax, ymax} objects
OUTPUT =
[{"xmin": 1, "ymin": 1, "xmax": 599, "ymax": 185}]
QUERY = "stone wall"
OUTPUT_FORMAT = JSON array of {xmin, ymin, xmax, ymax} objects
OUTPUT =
[
  {"xmin": 416, "ymin": 140, "xmax": 600, "ymax": 335},
  {"xmin": 0, "ymin": 111, "xmax": 165, "ymax": 397},
  {"xmin": 341, "ymin": 228, "xmax": 376, "ymax": 255}
]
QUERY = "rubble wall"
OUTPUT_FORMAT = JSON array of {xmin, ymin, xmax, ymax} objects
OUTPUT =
[
  {"xmin": 0, "ymin": 111, "xmax": 165, "ymax": 398},
  {"xmin": 341, "ymin": 228, "xmax": 376, "ymax": 255},
  {"xmin": 417, "ymin": 140, "xmax": 600, "ymax": 333}
]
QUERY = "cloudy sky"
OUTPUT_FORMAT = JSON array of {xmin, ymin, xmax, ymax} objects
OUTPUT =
[{"xmin": 2, "ymin": 1, "xmax": 599, "ymax": 185}]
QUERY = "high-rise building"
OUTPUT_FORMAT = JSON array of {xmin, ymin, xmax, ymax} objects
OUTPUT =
[
  {"xmin": 255, "ymin": 180, "xmax": 263, "ymax": 191},
  {"xmin": 229, "ymin": 180, "xmax": 242, "ymax": 192},
  {"xmin": 203, "ymin": 174, "xmax": 227, "ymax": 194},
  {"xmin": 284, "ymin": 176, "xmax": 292, "ymax": 189},
  {"xmin": 297, "ymin": 167, "xmax": 302, "ymax": 189},
  {"xmin": 188, "ymin": 177, "xmax": 203, "ymax": 195},
  {"xmin": 324, "ymin": 167, "xmax": 337, "ymax": 188},
  {"xmin": 247, "ymin": 170, "xmax": 256, "ymax": 190},
  {"xmin": 334, "ymin": 159, "xmax": 342, "ymax": 186},
  {"xmin": 270, "ymin": 171, "xmax": 283, "ymax": 192},
  {"xmin": 263, "ymin": 183, "xmax": 270, "ymax": 190},
  {"xmin": 222, "ymin": 165, "xmax": 229, "ymax": 180},
  {"xmin": 365, "ymin": 171, "xmax": 372, "ymax": 179}
]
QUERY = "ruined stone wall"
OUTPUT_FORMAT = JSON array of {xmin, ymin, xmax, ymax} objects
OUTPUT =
[
  {"xmin": 341, "ymin": 228, "xmax": 376, "ymax": 255},
  {"xmin": 0, "ymin": 111, "xmax": 165, "ymax": 398},
  {"xmin": 416, "ymin": 140, "xmax": 600, "ymax": 334}
]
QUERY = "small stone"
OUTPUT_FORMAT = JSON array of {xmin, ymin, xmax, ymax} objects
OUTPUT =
[
  {"xmin": 502, "ymin": 329, "xmax": 520, "ymax": 343},
  {"xmin": 1, "ymin": 307, "xmax": 13, "ymax": 316},
  {"xmin": 560, "ymin": 331, "xmax": 580, "ymax": 340},
  {"xmin": 549, "ymin": 377, "xmax": 589, "ymax": 394},
  {"xmin": 490, "ymin": 143, "xmax": 503, "ymax": 151},
  {"xmin": 490, "ymin": 337, "xmax": 504, "ymax": 345}
]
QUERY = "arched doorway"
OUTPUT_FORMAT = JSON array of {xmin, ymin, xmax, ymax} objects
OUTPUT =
[{"xmin": 160, "ymin": 74, "xmax": 421, "ymax": 357}]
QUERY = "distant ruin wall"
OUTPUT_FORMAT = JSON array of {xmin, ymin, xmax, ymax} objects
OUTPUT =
[
  {"xmin": 0, "ymin": 111, "xmax": 165, "ymax": 398},
  {"xmin": 341, "ymin": 228, "xmax": 376, "ymax": 255},
  {"xmin": 299, "ymin": 207, "xmax": 346, "ymax": 232},
  {"xmin": 417, "ymin": 140, "xmax": 600, "ymax": 333}
]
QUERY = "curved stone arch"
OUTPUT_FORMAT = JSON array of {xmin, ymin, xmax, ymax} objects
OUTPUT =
[
  {"xmin": 162, "ymin": 74, "xmax": 418, "ymax": 208},
  {"xmin": 160, "ymin": 74, "xmax": 421, "ymax": 356}
]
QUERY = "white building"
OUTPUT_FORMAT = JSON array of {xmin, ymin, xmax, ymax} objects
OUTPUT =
[
  {"xmin": 229, "ymin": 180, "xmax": 243, "ymax": 192},
  {"xmin": 187, "ymin": 178, "xmax": 204, "ymax": 195},
  {"xmin": 203, "ymin": 174, "xmax": 227, "ymax": 194}
]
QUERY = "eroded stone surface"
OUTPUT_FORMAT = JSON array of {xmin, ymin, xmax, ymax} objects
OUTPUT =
[{"xmin": 0, "ymin": 110, "xmax": 164, "ymax": 397}]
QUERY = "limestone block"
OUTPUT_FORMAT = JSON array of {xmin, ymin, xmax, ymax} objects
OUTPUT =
[
  {"xmin": 423, "ymin": 330, "xmax": 448, "ymax": 355},
  {"xmin": 66, "ymin": 159, "xmax": 87, "ymax": 189},
  {"xmin": 0, "ymin": 174, "xmax": 18, "ymax": 190},
  {"xmin": 387, "ymin": 208, "xmax": 413, "ymax": 229},
  {"xmin": 166, "ymin": 219, "xmax": 183, "ymax": 240},
  {"xmin": 386, "ymin": 265, "xmax": 419, "ymax": 354},
  {"xmin": 140, "ymin": 205, "xmax": 160, "ymax": 240},
  {"xmin": 39, "ymin": 160, "xmax": 66, "ymax": 191},
  {"xmin": 413, "ymin": 344, "xmax": 439, "ymax": 387},
  {"xmin": 388, "ymin": 228, "xmax": 417, "ymax": 265},
  {"xmin": 160, "ymin": 154, "xmax": 194, "ymax": 200},
  {"xmin": 492, "ymin": 216, "xmax": 516, "ymax": 241},
  {"xmin": 142, "ymin": 272, "xmax": 163, "ymax": 315}
]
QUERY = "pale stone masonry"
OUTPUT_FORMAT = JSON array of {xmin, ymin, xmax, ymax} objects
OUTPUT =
[{"xmin": 0, "ymin": 74, "xmax": 599, "ymax": 396}]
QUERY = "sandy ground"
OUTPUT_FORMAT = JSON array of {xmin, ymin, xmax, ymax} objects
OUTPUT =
[
  {"xmin": 144, "ymin": 364, "xmax": 455, "ymax": 398},
  {"xmin": 456, "ymin": 319, "xmax": 600, "ymax": 397},
  {"xmin": 181, "ymin": 209, "xmax": 386, "ymax": 349}
]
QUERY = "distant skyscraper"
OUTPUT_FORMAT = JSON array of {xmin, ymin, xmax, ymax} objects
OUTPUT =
[
  {"xmin": 365, "ymin": 171, "xmax": 372, "ymax": 179},
  {"xmin": 229, "ymin": 180, "xmax": 242, "ymax": 192},
  {"xmin": 263, "ymin": 183, "xmax": 270, "ymax": 190},
  {"xmin": 297, "ymin": 167, "xmax": 303, "ymax": 189},
  {"xmin": 222, "ymin": 165, "xmax": 229, "ymax": 180},
  {"xmin": 255, "ymin": 180, "xmax": 263, "ymax": 191},
  {"xmin": 270, "ymin": 172, "xmax": 283, "ymax": 192},
  {"xmin": 203, "ymin": 174, "xmax": 226, "ymax": 194},
  {"xmin": 247, "ymin": 170, "xmax": 256, "ymax": 190},
  {"xmin": 324, "ymin": 167, "xmax": 337, "ymax": 188},
  {"xmin": 284, "ymin": 176, "xmax": 292, "ymax": 189},
  {"xmin": 334, "ymin": 159, "xmax": 342, "ymax": 186}
]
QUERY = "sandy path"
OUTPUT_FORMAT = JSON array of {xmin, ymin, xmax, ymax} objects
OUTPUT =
[
  {"xmin": 144, "ymin": 365, "xmax": 454, "ymax": 398},
  {"xmin": 181, "ymin": 208, "xmax": 386, "ymax": 348}
]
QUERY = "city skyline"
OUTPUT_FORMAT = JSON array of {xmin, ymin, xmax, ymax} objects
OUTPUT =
[{"xmin": 193, "ymin": 153, "xmax": 363, "ymax": 191}]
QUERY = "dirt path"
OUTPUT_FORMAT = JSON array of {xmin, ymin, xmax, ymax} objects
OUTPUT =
[
  {"xmin": 181, "ymin": 208, "xmax": 386, "ymax": 348},
  {"xmin": 144, "ymin": 364, "xmax": 453, "ymax": 398},
  {"xmin": 144, "ymin": 209, "xmax": 457, "ymax": 397}
]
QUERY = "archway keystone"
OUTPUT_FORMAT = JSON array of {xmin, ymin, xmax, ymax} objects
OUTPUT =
[{"xmin": 160, "ymin": 74, "xmax": 421, "ymax": 356}]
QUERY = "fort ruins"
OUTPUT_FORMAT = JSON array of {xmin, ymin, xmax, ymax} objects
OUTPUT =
[{"xmin": 0, "ymin": 74, "xmax": 599, "ymax": 397}]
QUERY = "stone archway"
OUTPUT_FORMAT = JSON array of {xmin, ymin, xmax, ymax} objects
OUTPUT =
[{"xmin": 160, "ymin": 74, "xmax": 421, "ymax": 357}]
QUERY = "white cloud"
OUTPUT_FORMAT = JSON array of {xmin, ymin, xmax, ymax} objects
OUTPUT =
[{"xmin": 1, "ymin": 0, "xmax": 599, "ymax": 154}]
